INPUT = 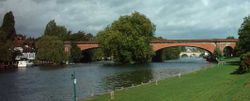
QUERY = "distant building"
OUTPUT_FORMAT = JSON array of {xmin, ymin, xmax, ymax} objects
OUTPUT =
[
  {"xmin": 13, "ymin": 34, "xmax": 36, "ymax": 61},
  {"xmin": 14, "ymin": 45, "xmax": 35, "ymax": 61}
]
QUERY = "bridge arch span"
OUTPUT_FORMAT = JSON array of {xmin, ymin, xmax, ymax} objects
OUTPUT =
[
  {"xmin": 77, "ymin": 44, "xmax": 99, "ymax": 51},
  {"xmin": 151, "ymin": 43, "xmax": 215, "ymax": 54}
]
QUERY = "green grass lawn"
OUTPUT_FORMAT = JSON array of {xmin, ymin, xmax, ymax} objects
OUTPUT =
[{"xmin": 84, "ymin": 57, "xmax": 250, "ymax": 101}]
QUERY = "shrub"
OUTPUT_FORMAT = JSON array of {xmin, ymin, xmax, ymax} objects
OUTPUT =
[{"xmin": 238, "ymin": 52, "xmax": 250, "ymax": 73}]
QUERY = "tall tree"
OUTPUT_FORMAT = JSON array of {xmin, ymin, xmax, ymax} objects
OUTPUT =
[
  {"xmin": 237, "ymin": 16, "xmax": 250, "ymax": 55},
  {"xmin": 0, "ymin": 11, "xmax": 16, "ymax": 64},
  {"xmin": 44, "ymin": 20, "xmax": 69, "ymax": 41},
  {"xmin": 36, "ymin": 36, "xmax": 67, "ymax": 64},
  {"xmin": 97, "ymin": 11, "xmax": 155, "ymax": 64},
  {"xmin": 0, "ymin": 11, "xmax": 16, "ymax": 40}
]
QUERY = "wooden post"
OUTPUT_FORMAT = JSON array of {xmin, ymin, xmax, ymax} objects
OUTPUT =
[{"xmin": 110, "ymin": 91, "xmax": 114, "ymax": 100}]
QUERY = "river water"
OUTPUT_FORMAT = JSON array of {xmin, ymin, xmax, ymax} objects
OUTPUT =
[{"xmin": 0, "ymin": 57, "xmax": 212, "ymax": 101}]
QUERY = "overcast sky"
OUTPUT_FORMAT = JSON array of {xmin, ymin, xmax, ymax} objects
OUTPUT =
[{"xmin": 0, "ymin": 0, "xmax": 249, "ymax": 39}]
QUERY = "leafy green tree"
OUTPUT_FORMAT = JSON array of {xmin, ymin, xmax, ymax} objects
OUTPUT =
[
  {"xmin": 238, "ymin": 52, "xmax": 250, "ymax": 73},
  {"xmin": 213, "ymin": 47, "xmax": 222, "ymax": 60},
  {"xmin": 69, "ymin": 31, "xmax": 94, "ymax": 41},
  {"xmin": 97, "ymin": 11, "xmax": 155, "ymax": 64},
  {"xmin": 0, "ymin": 11, "xmax": 16, "ymax": 40},
  {"xmin": 164, "ymin": 47, "xmax": 182, "ymax": 60},
  {"xmin": 44, "ymin": 20, "xmax": 69, "ymax": 41},
  {"xmin": 36, "ymin": 36, "xmax": 67, "ymax": 64},
  {"xmin": 237, "ymin": 16, "xmax": 250, "ymax": 55},
  {"xmin": 69, "ymin": 44, "xmax": 82, "ymax": 63},
  {"xmin": 92, "ymin": 48, "xmax": 104, "ymax": 61}
]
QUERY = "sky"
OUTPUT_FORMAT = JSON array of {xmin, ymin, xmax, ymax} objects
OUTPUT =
[{"xmin": 0, "ymin": 0, "xmax": 249, "ymax": 39}]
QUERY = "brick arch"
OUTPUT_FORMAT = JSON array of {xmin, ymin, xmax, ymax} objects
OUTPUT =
[
  {"xmin": 222, "ymin": 44, "xmax": 236, "ymax": 52},
  {"xmin": 151, "ymin": 43, "xmax": 216, "ymax": 53},
  {"xmin": 76, "ymin": 44, "xmax": 99, "ymax": 51}
]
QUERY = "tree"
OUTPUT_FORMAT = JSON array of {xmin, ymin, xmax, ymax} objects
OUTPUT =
[
  {"xmin": 237, "ymin": 16, "xmax": 250, "ymax": 55},
  {"xmin": 238, "ymin": 52, "xmax": 250, "ymax": 73},
  {"xmin": 69, "ymin": 31, "xmax": 94, "ymax": 41},
  {"xmin": 0, "ymin": 11, "xmax": 16, "ymax": 65},
  {"xmin": 164, "ymin": 47, "xmax": 182, "ymax": 60},
  {"xmin": 36, "ymin": 36, "xmax": 67, "ymax": 64},
  {"xmin": 213, "ymin": 47, "xmax": 222, "ymax": 60},
  {"xmin": 44, "ymin": 20, "xmax": 69, "ymax": 41},
  {"xmin": 0, "ymin": 11, "xmax": 16, "ymax": 40},
  {"xmin": 0, "ymin": 40, "xmax": 13, "ymax": 63},
  {"xmin": 226, "ymin": 36, "xmax": 235, "ymax": 39},
  {"xmin": 97, "ymin": 12, "xmax": 155, "ymax": 64},
  {"xmin": 69, "ymin": 44, "xmax": 82, "ymax": 63}
]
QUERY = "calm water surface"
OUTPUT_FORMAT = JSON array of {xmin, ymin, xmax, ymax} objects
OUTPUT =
[{"xmin": 0, "ymin": 57, "xmax": 212, "ymax": 101}]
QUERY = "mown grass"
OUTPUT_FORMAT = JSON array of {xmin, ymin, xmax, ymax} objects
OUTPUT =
[{"xmin": 84, "ymin": 57, "xmax": 250, "ymax": 101}]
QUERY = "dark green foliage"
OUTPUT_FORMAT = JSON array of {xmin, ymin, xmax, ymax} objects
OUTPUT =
[
  {"xmin": 69, "ymin": 31, "xmax": 94, "ymax": 41},
  {"xmin": 0, "ymin": 11, "xmax": 16, "ymax": 40},
  {"xmin": 44, "ymin": 20, "xmax": 69, "ymax": 41},
  {"xmin": 237, "ymin": 16, "xmax": 250, "ymax": 55},
  {"xmin": 36, "ymin": 36, "xmax": 67, "ymax": 64},
  {"xmin": 236, "ymin": 15, "xmax": 250, "ymax": 74},
  {"xmin": 0, "ymin": 30, "xmax": 8, "ymax": 41},
  {"xmin": 0, "ymin": 40, "xmax": 13, "ymax": 63},
  {"xmin": 238, "ymin": 52, "xmax": 250, "ymax": 73},
  {"xmin": 0, "ymin": 11, "xmax": 16, "ymax": 64},
  {"xmin": 68, "ymin": 31, "xmax": 95, "ymax": 62},
  {"xmin": 213, "ymin": 47, "xmax": 222, "ymax": 60},
  {"xmin": 164, "ymin": 47, "xmax": 182, "ymax": 60},
  {"xmin": 92, "ymin": 48, "xmax": 104, "ymax": 61},
  {"xmin": 69, "ymin": 44, "xmax": 81, "ymax": 63},
  {"xmin": 97, "ymin": 11, "xmax": 155, "ymax": 64},
  {"xmin": 226, "ymin": 36, "xmax": 235, "ymax": 39}
]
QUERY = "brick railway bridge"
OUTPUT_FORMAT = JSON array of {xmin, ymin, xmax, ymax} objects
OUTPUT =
[{"xmin": 64, "ymin": 39, "xmax": 238, "ymax": 61}]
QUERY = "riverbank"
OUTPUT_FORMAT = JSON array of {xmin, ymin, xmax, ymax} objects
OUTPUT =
[{"xmin": 84, "ymin": 57, "xmax": 250, "ymax": 101}]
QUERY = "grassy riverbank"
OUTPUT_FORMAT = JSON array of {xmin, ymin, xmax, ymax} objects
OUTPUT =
[{"xmin": 85, "ymin": 57, "xmax": 250, "ymax": 101}]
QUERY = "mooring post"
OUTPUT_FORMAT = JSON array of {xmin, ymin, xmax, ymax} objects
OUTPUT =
[
  {"xmin": 178, "ymin": 73, "xmax": 181, "ymax": 78},
  {"xmin": 110, "ymin": 91, "xmax": 115, "ymax": 100},
  {"xmin": 71, "ymin": 72, "xmax": 77, "ymax": 101}
]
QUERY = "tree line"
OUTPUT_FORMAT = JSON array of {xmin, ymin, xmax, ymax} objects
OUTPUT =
[
  {"xmin": 2, "ymin": 10, "xmax": 242, "ymax": 67},
  {"xmin": 0, "ymin": 11, "xmax": 96, "ymax": 67}
]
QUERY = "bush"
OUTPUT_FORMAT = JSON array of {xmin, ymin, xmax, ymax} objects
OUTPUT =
[{"xmin": 238, "ymin": 52, "xmax": 250, "ymax": 73}]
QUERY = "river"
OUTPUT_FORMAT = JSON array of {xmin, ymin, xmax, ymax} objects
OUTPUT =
[{"xmin": 0, "ymin": 57, "xmax": 212, "ymax": 101}]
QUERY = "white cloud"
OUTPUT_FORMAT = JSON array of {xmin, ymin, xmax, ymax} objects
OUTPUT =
[{"xmin": 0, "ymin": 0, "xmax": 249, "ymax": 39}]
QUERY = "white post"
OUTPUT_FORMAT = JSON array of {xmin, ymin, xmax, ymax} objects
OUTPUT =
[
  {"xmin": 110, "ymin": 91, "xmax": 114, "ymax": 100},
  {"xmin": 178, "ymin": 73, "xmax": 181, "ymax": 78}
]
